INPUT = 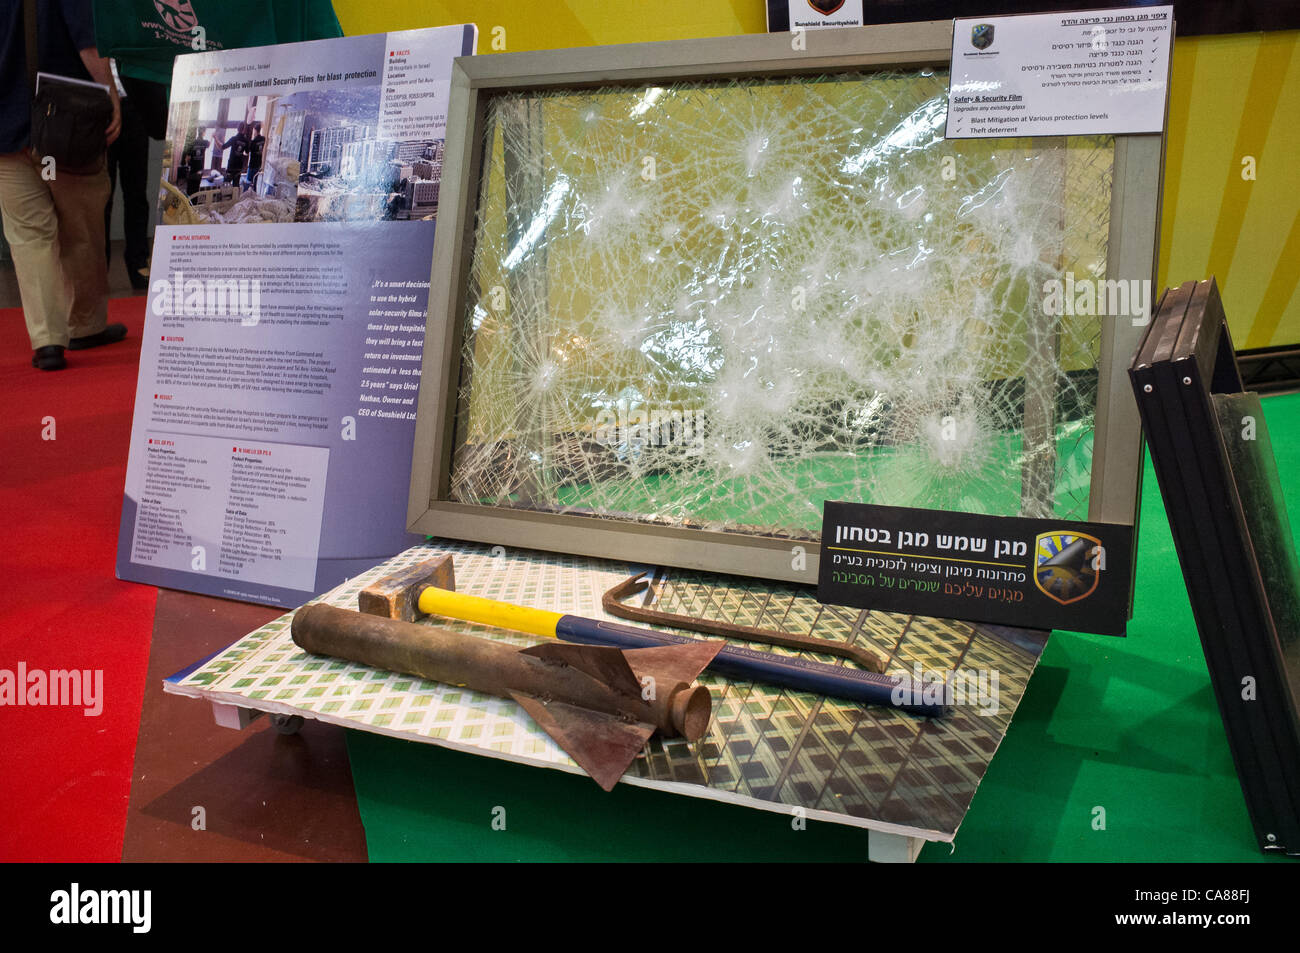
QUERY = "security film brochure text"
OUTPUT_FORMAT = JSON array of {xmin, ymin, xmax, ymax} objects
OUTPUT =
[{"xmin": 117, "ymin": 25, "xmax": 477, "ymax": 607}]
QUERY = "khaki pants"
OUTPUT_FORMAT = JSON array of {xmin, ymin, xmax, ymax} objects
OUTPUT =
[{"xmin": 0, "ymin": 150, "xmax": 111, "ymax": 349}]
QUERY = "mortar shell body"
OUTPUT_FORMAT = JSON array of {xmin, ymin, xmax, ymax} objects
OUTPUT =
[{"xmin": 292, "ymin": 602, "xmax": 687, "ymax": 735}]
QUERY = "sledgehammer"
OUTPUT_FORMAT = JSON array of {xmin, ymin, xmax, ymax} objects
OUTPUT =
[{"xmin": 357, "ymin": 555, "xmax": 949, "ymax": 717}]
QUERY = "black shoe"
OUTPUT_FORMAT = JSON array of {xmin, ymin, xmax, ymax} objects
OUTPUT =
[
  {"xmin": 68, "ymin": 323, "xmax": 128, "ymax": 350},
  {"xmin": 128, "ymin": 268, "xmax": 150, "ymax": 291},
  {"xmin": 32, "ymin": 345, "xmax": 66, "ymax": 370}
]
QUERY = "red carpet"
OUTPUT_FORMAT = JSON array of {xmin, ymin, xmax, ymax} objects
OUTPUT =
[{"xmin": 0, "ymin": 297, "xmax": 156, "ymax": 862}]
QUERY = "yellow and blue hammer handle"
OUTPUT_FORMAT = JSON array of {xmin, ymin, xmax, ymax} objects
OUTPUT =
[{"xmin": 415, "ymin": 587, "xmax": 947, "ymax": 717}]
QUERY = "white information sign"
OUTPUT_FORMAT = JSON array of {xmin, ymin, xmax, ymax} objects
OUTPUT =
[
  {"xmin": 376, "ymin": 28, "xmax": 458, "ymax": 142},
  {"xmin": 130, "ymin": 433, "xmax": 329, "ymax": 593},
  {"xmin": 946, "ymin": 5, "xmax": 1173, "ymax": 139},
  {"xmin": 782, "ymin": 1, "xmax": 864, "ymax": 32}
]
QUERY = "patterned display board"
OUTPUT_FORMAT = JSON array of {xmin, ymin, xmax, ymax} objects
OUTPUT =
[{"xmin": 166, "ymin": 540, "xmax": 1048, "ymax": 840}]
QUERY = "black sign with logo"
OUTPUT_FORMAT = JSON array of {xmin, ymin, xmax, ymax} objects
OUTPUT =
[{"xmin": 818, "ymin": 501, "xmax": 1134, "ymax": 635}]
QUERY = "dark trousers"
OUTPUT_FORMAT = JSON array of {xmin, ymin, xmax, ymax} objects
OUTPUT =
[{"xmin": 104, "ymin": 94, "xmax": 151, "ymax": 275}]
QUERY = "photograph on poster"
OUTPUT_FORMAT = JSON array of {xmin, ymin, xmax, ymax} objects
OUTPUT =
[
  {"xmin": 160, "ymin": 89, "xmax": 447, "ymax": 226},
  {"xmin": 160, "ymin": 94, "xmax": 288, "ymax": 223}
]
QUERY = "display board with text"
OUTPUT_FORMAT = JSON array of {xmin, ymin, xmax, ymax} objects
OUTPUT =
[{"xmin": 117, "ymin": 25, "xmax": 477, "ymax": 607}]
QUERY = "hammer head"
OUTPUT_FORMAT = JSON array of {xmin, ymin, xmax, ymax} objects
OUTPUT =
[{"xmin": 358, "ymin": 554, "xmax": 456, "ymax": 621}]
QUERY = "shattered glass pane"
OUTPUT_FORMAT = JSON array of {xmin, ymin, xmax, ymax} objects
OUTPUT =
[{"xmin": 449, "ymin": 70, "xmax": 1114, "ymax": 539}]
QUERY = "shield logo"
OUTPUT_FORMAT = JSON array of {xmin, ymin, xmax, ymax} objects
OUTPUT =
[
  {"xmin": 808, "ymin": 0, "xmax": 846, "ymax": 14},
  {"xmin": 154, "ymin": 0, "xmax": 199, "ymax": 34},
  {"xmin": 1033, "ymin": 531, "xmax": 1101, "ymax": 605},
  {"xmin": 971, "ymin": 24, "xmax": 995, "ymax": 51}
]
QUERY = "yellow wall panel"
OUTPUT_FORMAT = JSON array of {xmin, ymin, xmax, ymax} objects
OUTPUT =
[
  {"xmin": 1159, "ymin": 29, "xmax": 1300, "ymax": 348},
  {"xmin": 331, "ymin": 0, "xmax": 764, "ymax": 49},
  {"xmin": 1226, "ymin": 45, "xmax": 1300, "ymax": 346},
  {"xmin": 331, "ymin": 2, "xmax": 1300, "ymax": 348}
]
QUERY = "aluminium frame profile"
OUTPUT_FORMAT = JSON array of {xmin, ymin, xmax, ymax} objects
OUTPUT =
[
  {"xmin": 1129, "ymin": 277, "xmax": 1300, "ymax": 854},
  {"xmin": 408, "ymin": 21, "xmax": 1165, "ymax": 586}
]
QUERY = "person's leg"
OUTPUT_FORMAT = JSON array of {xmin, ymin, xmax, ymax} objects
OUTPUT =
[
  {"xmin": 0, "ymin": 150, "xmax": 71, "ymax": 352},
  {"xmin": 48, "ymin": 163, "xmax": 113, "ymax": 339},
  {"xmin": 116, "ymin": 96, "xmax": 152, "ymax": 284},
  {"xmin": 104, "ymin": 139, "xmax": 120, "ymax": 266}
]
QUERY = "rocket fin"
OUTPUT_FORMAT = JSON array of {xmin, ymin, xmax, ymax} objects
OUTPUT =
[
  {"xmin": 510, "ymin": 691, "xmax": 655, "ymax": 791},
  {"xmin": 622, "ymin": 640, "xmax": 724, "ymax": 687},
  {"xmin": 520, "ymin": 641, "xmax": 643, "ymax": 697}
]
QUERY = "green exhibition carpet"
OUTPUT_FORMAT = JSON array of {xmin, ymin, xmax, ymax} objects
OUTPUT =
[{"xmin": 344, "ymin": 392, "xmax": 1299, "ymax": 862}]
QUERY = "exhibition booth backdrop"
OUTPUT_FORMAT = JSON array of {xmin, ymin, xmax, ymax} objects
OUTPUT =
[{"xmin": 4, "ymin": 1, "xmax": 1297, "ymax": 863}]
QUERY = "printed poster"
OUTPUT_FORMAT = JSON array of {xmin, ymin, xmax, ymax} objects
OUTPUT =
[{"xmin": 117, "ymin": 25, "xmax": 477, "ymax": 607}]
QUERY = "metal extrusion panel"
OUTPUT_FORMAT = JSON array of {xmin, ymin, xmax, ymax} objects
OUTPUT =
[{"xmin": 1130, "ymin": 277, "xmax": 1300, "ymax": 854}]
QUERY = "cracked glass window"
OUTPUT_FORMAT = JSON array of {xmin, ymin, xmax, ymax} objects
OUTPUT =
[{"xmin": 448, "ymin": 70, "xmax": 1114, "ymax": 539}]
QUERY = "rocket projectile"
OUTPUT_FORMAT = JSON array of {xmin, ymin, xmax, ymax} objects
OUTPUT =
[{"xmin": 290, "ymin": 603, "xmax": 722, "ymax": 790}]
